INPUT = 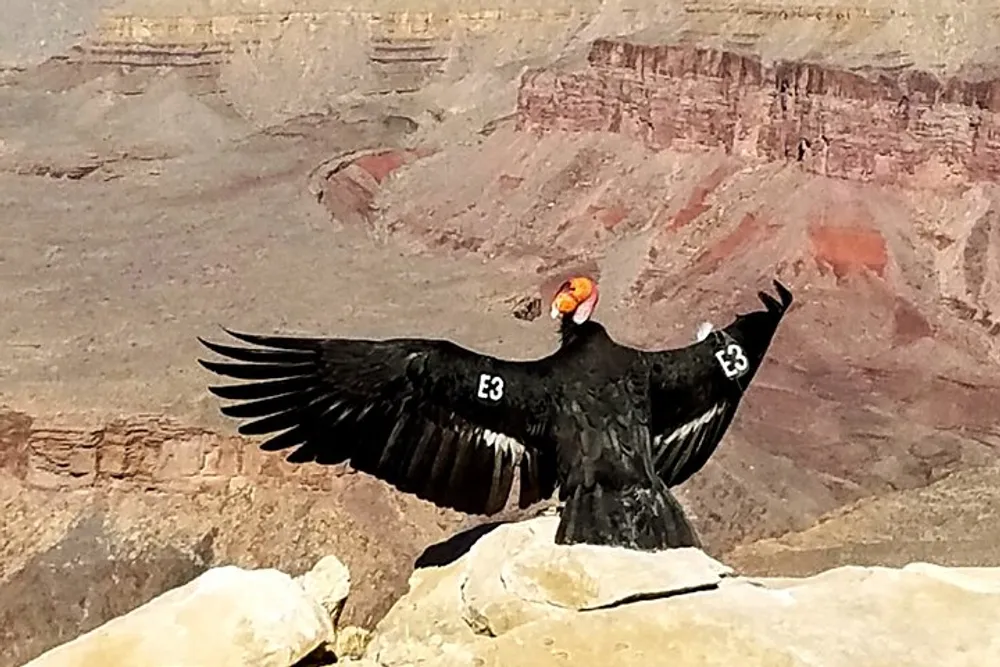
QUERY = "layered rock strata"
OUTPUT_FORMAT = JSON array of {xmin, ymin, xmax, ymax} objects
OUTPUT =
[{"xmin": 518, "ymin": 39, "xmax": 1000, "ymax": 187}]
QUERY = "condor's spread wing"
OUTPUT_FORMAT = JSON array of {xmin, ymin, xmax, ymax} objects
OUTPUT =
[
  {"xmin": 197, "ymin": 328, "xmax": 560, "ymax": 516},
  {"xmin": 646, "ymin": 280, "xmax": 793, "ymax": 488}
]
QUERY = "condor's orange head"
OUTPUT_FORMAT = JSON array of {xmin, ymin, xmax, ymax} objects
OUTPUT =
[{"xmin": 550, "ymin": 276, "xmax": 600, "ymax": 324}]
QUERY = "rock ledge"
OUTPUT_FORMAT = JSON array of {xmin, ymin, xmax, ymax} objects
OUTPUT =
[{"xmin": 21, "ymin": 517, "xmax": 1000, "ymax": 667}]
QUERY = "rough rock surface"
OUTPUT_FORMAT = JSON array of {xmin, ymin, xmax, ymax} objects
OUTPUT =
[
  {"xmin": 366, "ymin": 516, "xmax": 1000, "ymax": 667},
  {"xmin": 22, "ymin": 559, "xmax": 344, "ymax": 667},
  {"xmin": 461, "ymin": 564, "xmax": 1000, "ymax": 667},
  {"xmin": 335, "ymin": 626, "xmax": 375, "ymax": 661},
  {"xmin": 463, "ymin": 517, "xmax": 731, "ymax": 618},
  {"xmin": 298, "ymin": 555, "xmax": 352, "ymax": 631},
  {"xmin": 0, "ymin": 406, "xmax": 471, "ymax": 667},
  {"xmin": 25, "ymin": 523, "xmax": 1000, "ymax": 667}
]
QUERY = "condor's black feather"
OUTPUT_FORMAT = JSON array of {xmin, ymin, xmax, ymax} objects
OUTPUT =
[
  {"xmin": 197, "ymin": 337, "xmax": 312, "ymax": 363},
  {"xmin": 207, "ymin": 376, "xmax": 315, "ymax": 401},
  {"xmin": 198, "ymin": 359, "xmax": 315, "ymax": 381}
]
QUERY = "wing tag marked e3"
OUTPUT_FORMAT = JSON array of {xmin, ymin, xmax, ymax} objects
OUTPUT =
[
  {"xmin": 476, "ymin": 372, "xmax": 504, "ymax": 401},
  {"xmin": 714, "ymin": 343, "xmax": 749, "ymax": 379}
]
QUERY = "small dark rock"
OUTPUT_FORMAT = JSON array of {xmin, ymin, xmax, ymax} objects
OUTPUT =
[{"xmin": 510, "ymin": 295, "xmax": 543, "ymax": 322}]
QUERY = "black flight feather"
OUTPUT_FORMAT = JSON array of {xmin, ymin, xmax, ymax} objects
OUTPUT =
[{"xmin": 197, "ymin": 327, "xmax": 555, "ymax": 517}]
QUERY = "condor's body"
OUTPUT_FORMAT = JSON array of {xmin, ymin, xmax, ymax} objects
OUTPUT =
[{"xmin": 198, "ymin": 278, "xmax": 793, "ymax": 551}]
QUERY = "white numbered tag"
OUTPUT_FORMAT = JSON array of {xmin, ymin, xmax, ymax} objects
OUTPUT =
[
  {"xmin": 714, "ymin": 343, "xmax": 749, "ymax": 379},
  {"xmin": 476, "ymin": 373, "xmax": 504, "ymax": 401}
]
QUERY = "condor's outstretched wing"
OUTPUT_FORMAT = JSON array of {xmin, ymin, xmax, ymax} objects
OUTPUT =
[
  {"xmin": 197, "ymin": 328, "xmax": 561, "ymax": 516},
  {"xmin": 645, "ymin": 280, "xmax": 793, "ymax": 488}
]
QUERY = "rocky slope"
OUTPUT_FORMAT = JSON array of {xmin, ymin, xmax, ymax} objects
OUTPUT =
[
  {"xmin": 519, "ymin": 39, "xmax": 1000, "ymax": 185},
  {"xmin": 342, "ymin": 14, "xmax": 1000, "ymax": 543},
  {"xmin": 726, "ymin": 462, "xmax": 1000, "ymax": 575}
]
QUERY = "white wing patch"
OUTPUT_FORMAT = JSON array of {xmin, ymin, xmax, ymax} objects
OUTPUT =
[
  {"xmin": 695, "ymin": 321, "xmax": 714, "ymax": 342},
  {"xmin": 653, "ymin": 402, "xmax": 726, "ymax": 481},
  {"xmin": 482, "ymin": 427, "xmax": 526, "ymax": 459},
  {"xmin": 481, "ymin": 427, "xmax": 527, "ymax": 511}
]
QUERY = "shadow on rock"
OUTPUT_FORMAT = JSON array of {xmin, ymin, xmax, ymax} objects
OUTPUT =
[
  {"xmin": 414, "ymin": 521, "xmax": 508, "ymax": 569},
  {"xmin": 415, "ymin": 503, "xmax": 560, "ymax": 570}
]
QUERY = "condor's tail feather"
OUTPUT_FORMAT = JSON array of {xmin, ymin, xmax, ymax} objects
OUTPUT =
[{"xmin": 554, "ymin": 483, "xmax": 701, "ymax": 551}]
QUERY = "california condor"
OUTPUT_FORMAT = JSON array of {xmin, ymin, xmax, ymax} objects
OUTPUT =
[{"xmin": 197, "ymin": 276, "xmax": 793, "ymax": 551}]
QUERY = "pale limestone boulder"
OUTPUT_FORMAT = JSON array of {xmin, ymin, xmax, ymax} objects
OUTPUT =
[
  {"xmin": 297, "ymin": 554, "xmax": 351, "ymax": 632},
  {"xmin": 463, "ymin": 515, "xmax": 732, "ymax": 634},
  {"xmin": 23, "ymin": 564, "xmax": 335, "ymax": 667},
  {"xmin": 367, "ymin": 516, "xmax": 1000, "ymax": 667},
  {"xmin": 369, "ymin": 516, "xmax": 734, "ymax": 666},
  {"xmin": 459, "ymin": 516, "xmax": 574, "ymax": 637},
  {"xmin": 502, "ymin": 537, "xmax": 733, "ymax": 611},
  {"xmin": 453, "ymin": 563, "xmax": 1000, "ymax": 666},
  {"xmin": 365, "ymin": 558, "xmax": 494, "ymax": 667},
  {"xmin": 901, "ymin": 561, "xmax": 1000, "ymax": 592}
]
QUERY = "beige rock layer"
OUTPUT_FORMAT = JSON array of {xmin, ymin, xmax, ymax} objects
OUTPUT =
[
  {"xmin": 86, "ymin": 0, "xmax": 1000, "ymax": 74},
  {"xmin": 469, "ymin": 564, "xmax": 1000, "ymax": 667},
  {"xmin": 20, "ymin": 515, "xmax": 1000, "ymax": 667}
]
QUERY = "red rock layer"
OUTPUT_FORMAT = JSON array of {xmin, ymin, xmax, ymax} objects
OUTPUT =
[
  {"xmin": 319, "ymin": 148, "xmax": 429, "ymax": 226},
  {"xmin": 517, "ymin": 39, "xmax": 1000, "ymax": 185}
]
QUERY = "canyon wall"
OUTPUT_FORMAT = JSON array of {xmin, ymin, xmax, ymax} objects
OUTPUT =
[
  {"xmin": 517, "ymin": 39, "xmax": 1000, "ymax": 187},
  {"xmin": 67, "ymin": 0, "xmax": 1000, "ymax": 81},
  {"xmin": 0, "ymin": 408, "xmax": 356, "ymax": 493},
  {"xmin": 70, "ymin": 0, "xmax": 596, "ymax": 96},
  {"xmin": 0, "ymin": 402, "xmax": 475, "ymax": 666},
  {"xmin": 30, "ymin": 0, "xmax": 1000, "ymax": 127}
]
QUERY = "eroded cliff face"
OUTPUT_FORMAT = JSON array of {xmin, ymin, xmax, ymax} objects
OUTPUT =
[
  {"xmin": 66, "ymin": 0, "xmax": 599, "ymax": 114},
  {"xmin": 510, "ymin": 37, "xmax": 1000, "ymax": 355},
  {"xmin": 26, "ymin": 0, "xmax": 999, "ymax": 134},
  {"xmin": 2, "ymin": 409, "xmax": 356, "ymax": 493},
  {"xmin": 518, "ymin": 39, "xmax": 1000, "ymax": 186}
]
